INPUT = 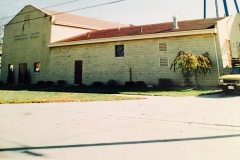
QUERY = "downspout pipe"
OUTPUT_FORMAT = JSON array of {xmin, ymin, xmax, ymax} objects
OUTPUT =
[
  {"xmin": 223, "ymin": 0, "xmax": 229, "ymax": 16},
  {"xmin": 211, "ymin": 30, "xmax": 221, "ymax": 78},
  {"xmin": 234, "ymin": 0, "xmax": 240, "ymax": 13}
]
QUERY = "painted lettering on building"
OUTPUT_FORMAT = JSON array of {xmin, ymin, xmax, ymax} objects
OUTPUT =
[
  {"xmin": 31, "ymin": 32, "xmax": 40, "ymax": 39},
  {"xmin": 14, "ymin": 34, "xmax": 27, "ymax": 41},
  {"xmin": 14, "ymin": 32, "xmax": 40, "ymax": 41}
]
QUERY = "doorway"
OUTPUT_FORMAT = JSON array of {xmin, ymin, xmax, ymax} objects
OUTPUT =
[
  {"xmin": 74, "ymin": 61, "xmax": 82, "ymax": 84},
  {"xmin": 18, "ymin": 63, "xmax": 27, "ymax": 84}
]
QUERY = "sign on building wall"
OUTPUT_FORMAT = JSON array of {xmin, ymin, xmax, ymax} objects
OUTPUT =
[{"xmin": 14, "ymin": 32, "xmax": 40, "ymax": 41}]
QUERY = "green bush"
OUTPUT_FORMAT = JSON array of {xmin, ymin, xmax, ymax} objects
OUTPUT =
[
  {"xmin": 106, "ymin": 79, "xmax": 118, "ymax": 87},
  {"xmin": 158, "ymin": 78, "xmax": 172, "ymax": 89},
  {"xmin": 45, "ymin": 81, "xmax": 55, "ymax": 86},
  {"xmin": 91, "ymin": 81, "xmax": 104, "ymax": 87},
  {"xmin": 135, "ymin": 81, "xmax": 147, "ymax": 88},
  {"xmin": 57, "ymin": 80, "xmax": 67, "ymax": 86},
  {"xmin": 124, "ymin": 81, "xmax": 135, "ymax": 88},
  {"xmin": 36, "ymin": 81, "xmax": 45, "ymax": 85}
]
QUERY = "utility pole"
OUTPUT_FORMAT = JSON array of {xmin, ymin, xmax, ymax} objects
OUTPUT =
[
  {"xmin": 215, "ymin": 0, "xmax": 219, "ymax": 17},
  {"xmin": 204, "ymin": 0, "xmax": 206, "ymax": 18},
  {"xmin": 234, "ymin": 0, "xmax": 240, "ymax": 13},
  {"xmin": 223, "ymin": 0, "xmax": 229, "ymax": 16}
]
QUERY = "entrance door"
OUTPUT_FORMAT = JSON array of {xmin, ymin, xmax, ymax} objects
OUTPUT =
[
  {"xmin": 74, "ymin": 61, "xmax": 82, "ymax": 84},
  {"xmin": 18, "ymin": 63, "xmax": 27, "ymax": 84}
]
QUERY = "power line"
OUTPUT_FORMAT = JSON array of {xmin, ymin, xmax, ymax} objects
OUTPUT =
[
  {"xmin": 2, "ymin": 0, "xmax": 126, "ymax": 27},
  {"xmin": 0, "ymin": 0, "xmax": 24, "ymax": 7},
  {"xmin": 53, "ymin": 0, "xmax": 126, "ymax": 16},
  {"xmin": 2, "ymin": 0, "xmax": 82, "ymax": 20}
]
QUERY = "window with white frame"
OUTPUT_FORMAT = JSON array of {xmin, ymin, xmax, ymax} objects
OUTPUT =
[
  {"xmin": 8, "ymin": 64, "xmax": 13, "ymax": 72},
  {"xmin": 34, "ymin": 62, "xmax": 40, "ymax": 72},
  {"xmin": 115, "ymin": 45, "xmax": 124, "ymax": 57}
]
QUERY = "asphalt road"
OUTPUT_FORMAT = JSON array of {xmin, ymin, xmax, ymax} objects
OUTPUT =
[{"xmin": 0, "ymin": 93, "xmax": 240, "ymax": 159}]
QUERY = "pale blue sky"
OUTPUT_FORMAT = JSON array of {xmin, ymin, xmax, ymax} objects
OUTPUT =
[{"xmin": 1, "ymin": 0, "xmax": 240, "ymax": 26}]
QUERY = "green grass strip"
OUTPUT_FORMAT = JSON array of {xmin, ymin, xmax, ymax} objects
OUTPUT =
[
  {"xmin": 0, "ymin": 91, "xmax": 138, "ymax": 104},
  {"xmin": 120, "ymin": 89, "xmax": 222, "ymax": 97}
]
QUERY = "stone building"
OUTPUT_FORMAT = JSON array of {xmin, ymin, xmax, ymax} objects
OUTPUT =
[
  {"xmin": 2, "ymin": 4, "xmax": 240, "ymax": 86},
  {"xmin": 1, "ymin": 5, "xmax": 128, "ymax": 84}
]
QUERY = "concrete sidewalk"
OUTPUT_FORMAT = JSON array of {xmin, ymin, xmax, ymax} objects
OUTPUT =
[{"xmin": 0, "ymin": 94, "xmax": 240, "ymax": 159}]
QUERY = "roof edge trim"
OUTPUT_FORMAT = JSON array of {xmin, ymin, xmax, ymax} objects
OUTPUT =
[{"xmin": 49, "ymin": 28, "xmax": 217, "ymax": 48}]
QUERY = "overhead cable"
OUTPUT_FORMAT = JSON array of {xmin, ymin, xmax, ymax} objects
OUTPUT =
[
  {"xmin": 2, "ymin": 0, "xmax": 126, "ymax": 26},
  {"xmin": 2, "ymin": 0, "xmax": 82, "ymax": 20},
  {"xmin": 0, "ymin": 0, "xmax": 24, "ymax": 7}
]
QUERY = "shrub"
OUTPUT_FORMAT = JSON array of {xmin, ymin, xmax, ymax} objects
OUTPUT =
[
  {"xmin": 36, "ymin": 81, "xmax": 45, "ymax": 85},
  {"xmin": 57, "ymin": 80, "xmax": 67, "ymax": 86},
  {"xmin": 158, "ymin": 78, "xmax": 172, "ymax": 89},
  {"xmin": 91, "ymin": 81, "xmax": 104, "ymax": 87},
  {"xmin": 124, "ymin": 81, "xmax": 135, "ymax": 88},
  {"xmin": 106, "ymin": 79, "xmax": 118, "ymax": 87},
  {"xmin": 135, "ymin": 81, "xmax": 147, "ymax": 88},
  {"xmin": 0, "ymin": 81, "xmax": 4, "ymax": 86},
  {"xmin": 45, "ymin": 81, "xmax": 55, "ymax": 86},
  {"xmin": 77, "ymin": 84, "xmax": 88, "ymax": 87},
  {"xmin": 7, "ymin": 70, "xmax": 15, "ymax": 84}
]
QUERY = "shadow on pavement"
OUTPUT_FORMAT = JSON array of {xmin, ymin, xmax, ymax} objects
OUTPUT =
[
  {"xmin": 1, "ymin": 134, "xmax": 240, "ymax": 152},
  {"xmin": 198, "ymin": 93, "xmax": 240, "ymax": 99}
]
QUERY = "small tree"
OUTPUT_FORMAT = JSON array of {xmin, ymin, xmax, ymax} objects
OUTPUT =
[
  {"xmin": 171, "ymin": 51, "xmax": 213, "ymax": 87},
  {"xmin": 194, "ymin": 52, "xmax": 213, "ymax": 86}
]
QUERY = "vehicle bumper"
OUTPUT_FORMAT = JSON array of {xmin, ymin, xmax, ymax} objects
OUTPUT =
[{"xmin": 219, "ymin": 84, "xmax": 240, "ymax": 94}]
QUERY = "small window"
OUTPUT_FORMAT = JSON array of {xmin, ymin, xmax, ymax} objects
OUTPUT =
[
  {"xmin": 115, "ymin": 45, "xmax": 124, "ymax": 57},
  {"xmin": 8, "ymin": 64, "xmax": 14, "ymax": 72},
  {"xmin": 159, "ymin": 42, "xmax": 167, "ymax": 52},
  {"xmin": 159, "ymin": 57, "xmax": 169, "ymax": 67},
  {"xmin": 24, "ymin": 15, "xmax": 30, "ymax": 25},
  {"xmin": 34, "ymin": 62, "xmax": 40, "ymax": 72}
]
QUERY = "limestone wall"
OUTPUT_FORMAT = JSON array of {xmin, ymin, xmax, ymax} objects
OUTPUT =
[
  {"xmin": 50, "ymin": 34, "xmax": 220, "ymax": 86},
  {"xmin": 1, "ymin": 5, "xmax": 52, "ymax": 84}
]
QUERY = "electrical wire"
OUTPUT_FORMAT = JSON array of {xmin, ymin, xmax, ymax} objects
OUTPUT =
[
  {"xmin": 53, "ymin": 0, "xmax": 126, "ymax": 16},
  {"xmin": 2, "ymin": 0, "xmax": 126, "ymax": 26},
  {"xmin": 0, "ymin": 0, "xmax": 24, "ymax": 7},
  {"xmin": 1, "ymin": 0, "xmax": 83, "ymax": 20}
]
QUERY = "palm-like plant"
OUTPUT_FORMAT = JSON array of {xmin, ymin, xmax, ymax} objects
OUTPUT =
[{"xmin": 171, "ymin": 51, "xmax": 213, "ymax": 87}]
